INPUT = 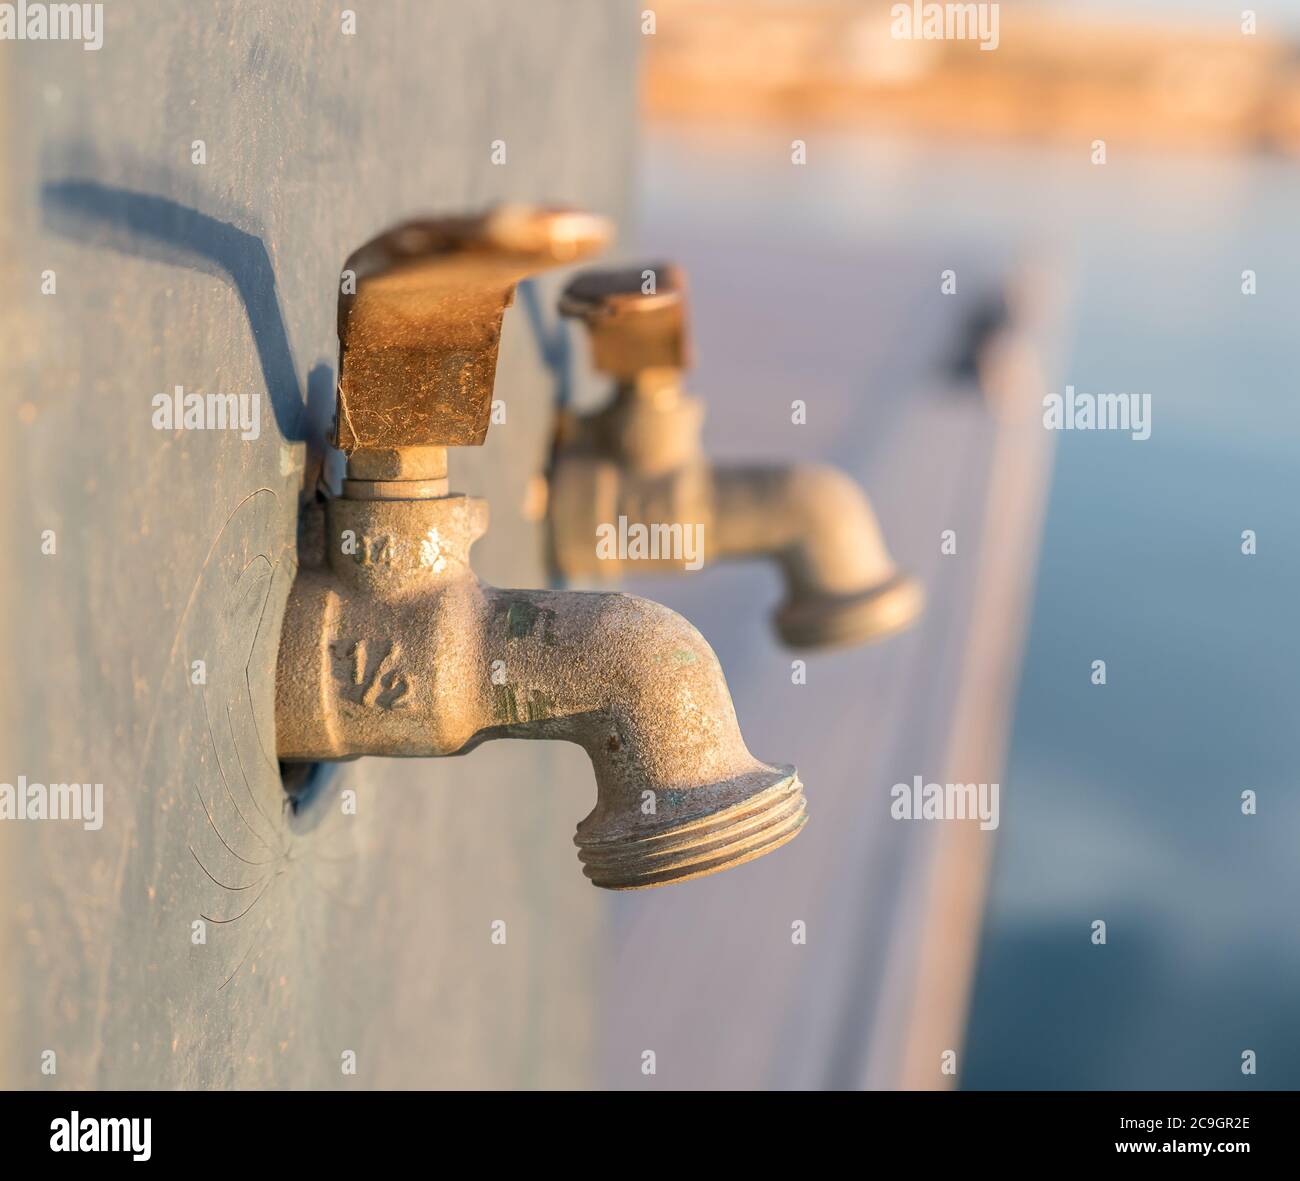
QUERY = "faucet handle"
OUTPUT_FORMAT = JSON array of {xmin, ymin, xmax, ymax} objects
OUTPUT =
[
  {"xmin": 337, "ymin": 205, "xmax": 610, "ymax": 453},
  {"xmin": 559, "ymin": 261, "xmax": 691, "ymax": 381}
]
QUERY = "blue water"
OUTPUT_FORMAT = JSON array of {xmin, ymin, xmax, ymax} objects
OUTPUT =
[{"xmin": 963, "ymin": 153, "xmax": 1300, "ymax": 1088}]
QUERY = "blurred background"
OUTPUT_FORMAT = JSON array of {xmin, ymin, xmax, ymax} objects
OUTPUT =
[{"xmin": 609, "ymin": 0, "xmax": 1300, "ymax": 1089}]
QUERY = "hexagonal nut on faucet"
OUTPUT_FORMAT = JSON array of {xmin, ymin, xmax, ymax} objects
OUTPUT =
[{"xmin": 336, "ymin": 205, "xmax": 612, "ymax": 455}]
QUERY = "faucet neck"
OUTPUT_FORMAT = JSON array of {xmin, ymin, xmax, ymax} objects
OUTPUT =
[
  {"xmin": 342, "ymin": 445, "xmax": 451, "ymax": 500},
  {"xmin": 614, "ymin": 368, "xmax": 687, "ymax": 408},
  {"xmin": 582, "ymin": 373, "xmax": 703, "ymax": 475}
]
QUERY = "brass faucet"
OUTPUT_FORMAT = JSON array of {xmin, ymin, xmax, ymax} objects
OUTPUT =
[
  {"xmin": 275, "ymin": 209, "xmax": 806, "ymax": 889},
  {"xmin": 548, "ymin": 263, "xmax": 924, "ymax": 648}
]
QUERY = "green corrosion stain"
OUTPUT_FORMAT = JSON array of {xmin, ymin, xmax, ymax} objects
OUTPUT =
[
  {"xmin": 493, "ymin": 683, "xmax": 555, "ymax": 726},
  {"xmin": 499, "ymin": 597, "xmax": 557, "ymax": 644},
  {"xmin": 673, "ymin": 648, "xmax": 698, "ymax": 666}
]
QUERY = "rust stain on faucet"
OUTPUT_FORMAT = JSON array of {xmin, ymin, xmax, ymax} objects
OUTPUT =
[
  {"xmin": 276, "ymin": 208, "xmax": 806, "ymax": 889},
  {"xmin": 549, "ymin": 262, "xmax": 925, "ymax": 649}
]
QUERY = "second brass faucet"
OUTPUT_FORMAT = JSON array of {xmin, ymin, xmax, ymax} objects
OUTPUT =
[{"xmin": 548, "ymin": 263, "xmax": 924, "ymax": 649}]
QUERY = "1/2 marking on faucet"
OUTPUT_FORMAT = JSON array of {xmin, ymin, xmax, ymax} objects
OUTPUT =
[{"xmin": 330, "ymin": 637, "xmax": 412, "ymax": 709}]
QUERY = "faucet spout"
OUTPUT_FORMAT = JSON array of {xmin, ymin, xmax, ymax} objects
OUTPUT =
[
  {"xmin": 472, "ymin": 587, "xmax": 805, "ymax": 888},
  {"xmin": 709, "ymin": 462, "xmax": 924, "ymax": 648},
  {"xmin": 546, "ymin": 403, "xmax": 924, "ymax": 648}
]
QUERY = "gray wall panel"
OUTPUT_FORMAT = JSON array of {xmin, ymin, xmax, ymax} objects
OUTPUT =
[{"xmin": 0, "ymin": 0, "xmax": 636, "ymax": 1089}]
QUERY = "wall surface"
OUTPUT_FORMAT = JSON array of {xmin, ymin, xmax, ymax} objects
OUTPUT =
[{"xmin": 0, "ymin": 0, "xmax": 636, "ymax": 1089}]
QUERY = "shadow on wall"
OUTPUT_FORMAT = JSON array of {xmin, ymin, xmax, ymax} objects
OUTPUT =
[
  {"xmin": 43, "ymin": 178, "xmax": 324, "ymax": 444},
  {"xmin": 42, "ymin": 177, "xmax": 581, "ymax": 472}
]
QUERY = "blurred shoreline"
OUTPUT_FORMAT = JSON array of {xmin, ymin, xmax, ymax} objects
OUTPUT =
[{"xmin": 645, "ymin": 1, "xmax": 1300, "ymax": 154}]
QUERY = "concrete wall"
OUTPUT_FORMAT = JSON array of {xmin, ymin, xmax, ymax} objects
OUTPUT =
[{"xmin": 0, "ymin": 0, "xmax": 636, "ymax": 1089}]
